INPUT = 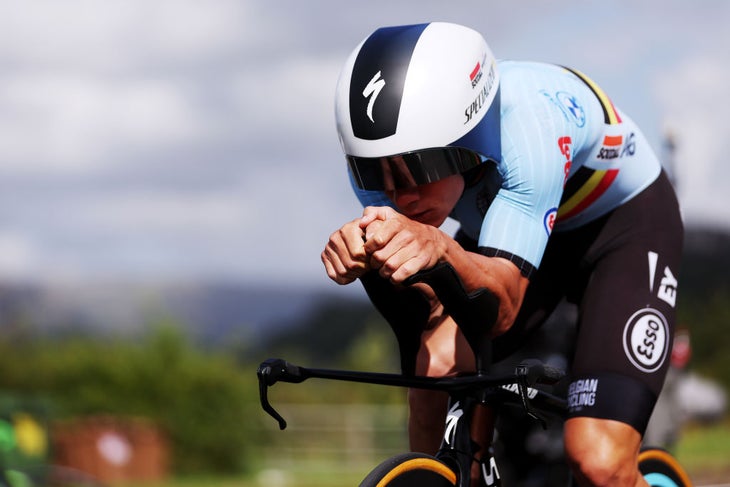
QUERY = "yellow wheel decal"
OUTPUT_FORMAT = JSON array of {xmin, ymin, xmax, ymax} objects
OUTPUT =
[
  {"xmin": 376, "ymin": 458, "xmax": 457, "ymax": 487},
  {"xmin": 639, "ymin": 449, "xmax": 693, "ymax": 486}
]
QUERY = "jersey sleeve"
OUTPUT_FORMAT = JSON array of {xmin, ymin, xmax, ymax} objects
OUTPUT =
[{"xmin": 478, "ymin": 101, "xmax": 571, "ymax": 278}]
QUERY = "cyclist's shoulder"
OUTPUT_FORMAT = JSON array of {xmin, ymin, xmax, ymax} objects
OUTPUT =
[{"xmin": 498, "ymin": 60, "xmax": 600, "ymax": 129}]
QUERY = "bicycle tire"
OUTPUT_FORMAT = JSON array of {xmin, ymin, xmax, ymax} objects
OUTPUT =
[
  {"xmin": 360, "ymin": 452, "xmax": 457, "ymax": 487},
  {"xmin": 638, "ymin": 447, "xmax": 693, "ymax": 487}
]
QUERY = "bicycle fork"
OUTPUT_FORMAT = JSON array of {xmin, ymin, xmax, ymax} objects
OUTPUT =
[{"xmin": 437, "ymin": 393, "xmax": 502, "ymax": 487}]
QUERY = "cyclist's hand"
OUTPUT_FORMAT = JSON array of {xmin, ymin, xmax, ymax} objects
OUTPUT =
[
  {"xmin": 322, "ymin": 218, "xmax": 371, "ymax": 285},
  {"xmin": 360, "ymin": 206, "xmax": 444, "ymax": 283}
]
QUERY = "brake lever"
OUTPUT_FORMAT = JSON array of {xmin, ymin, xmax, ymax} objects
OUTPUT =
[
  {"xmin": 515, "ymin": 364, "xmax": 547, "ymax": 429},
  {"xmin": 258, "ymin": 375, "xmax": 287, "ymax": 430},
  {"xmin": 515, "ymin": 359, "xmax": 565, "ymax": 429},
  {"xmin": 257, "ymin": 358, "xmax": 307, "ymax": 430}
]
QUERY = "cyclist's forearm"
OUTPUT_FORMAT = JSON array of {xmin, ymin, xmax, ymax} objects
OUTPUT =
[{"xmin": 440, "ymin": 239, "xmax": 529, "ymax": 336}]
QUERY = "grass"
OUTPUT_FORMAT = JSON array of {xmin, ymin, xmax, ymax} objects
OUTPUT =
[{"xmin": 675, "ymin": 420, "xmax": 730, "ymax": 482}]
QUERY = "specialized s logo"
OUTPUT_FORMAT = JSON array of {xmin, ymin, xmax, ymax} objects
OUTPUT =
[
  {"xmin": 623, "ymin": 308, "xmax": 670, "ymax": 373},
  {"xmin": 363, "ymin": 71, "xmax": 386, "ymax": 123},
  {"xmin": 443, "ymin": 401, "xmax": 463, "ymax": 445},
  {"xmin": 481, "ymin": 457, "xmax": 501, "ymax": 486}
]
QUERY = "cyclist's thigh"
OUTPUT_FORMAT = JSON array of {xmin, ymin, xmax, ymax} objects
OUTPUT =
[{"xmin": 568, "ymin": 171, "xmax": 683, "ymax": 433}]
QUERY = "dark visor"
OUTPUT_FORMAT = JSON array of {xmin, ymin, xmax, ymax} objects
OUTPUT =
[{"xmin": 347, "ymin": 147, "xmax": 483, "ymax": 191}]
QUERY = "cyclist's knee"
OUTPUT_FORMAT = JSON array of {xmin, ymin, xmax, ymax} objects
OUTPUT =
[
  {"xmin": 414, "ymin": 346, "xmax": 453, "ymax": 377},
  {"xmin": 414, "ymin": 321, "xmax": 473, "ymax": 378},
  {"xmin": 567, "ymin": 456, "xmax": 643, "ymax": 487},
  {"xmin": 564, "ymin": 417, "xmax": 645, "ymax": 487}
]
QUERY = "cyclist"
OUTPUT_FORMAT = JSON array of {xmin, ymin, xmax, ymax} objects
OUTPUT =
[{"xmin": 321, "ymin": 22, "xmax": 683, "ymax": 487}]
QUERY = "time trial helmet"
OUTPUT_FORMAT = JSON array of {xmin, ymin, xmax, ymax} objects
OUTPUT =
[{"xmin": 335, "ymin": 22, "xmax": 501, "ymax": 192}]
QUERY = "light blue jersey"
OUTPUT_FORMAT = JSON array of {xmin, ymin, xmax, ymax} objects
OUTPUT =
[
  {"xmin": 453, "ymin": 61, "xmax": 661, "ymax": 267},
  {"xmin": 353, "ymin": 61, "xmax": 661, "ymax": 276}
]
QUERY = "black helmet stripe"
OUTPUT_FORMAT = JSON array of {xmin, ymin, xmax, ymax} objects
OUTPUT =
[{"xmin": 349, "ymin": 23, "xmax": 428, "ymax": 141}]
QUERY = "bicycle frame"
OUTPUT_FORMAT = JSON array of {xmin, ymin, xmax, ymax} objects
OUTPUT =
[
  {"xmin": 259, "ymin": 263, "xmax": 567, "ymax": 486},
  {"xmin": 257, "ymin": 357, "xmax": 567, "ymax": 487}
]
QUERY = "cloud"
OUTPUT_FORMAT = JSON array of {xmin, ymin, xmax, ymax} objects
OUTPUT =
[
  {"xmin": 0, "ymin": 1, "xmax": 254, "ymax": 176},
  {"xmin": 0, "ymin": 0, "xmax": 249, "ymax": 68},
  {"xmin": 0, "ymin": 1, "xmax": 728, "ymax": 284},
  {"xmin": 230, "ymin": 55, "xmax": 343, "ymax": 151},
  {"xmin": 654, "ymin": 51, "xmax": 730, "ymax": 227},
  {"xmin": 0, "ymin": 74, "xmax": 214, "ymax": 173},
  {"xmin": 0, "ymin": 232, "xmax": 38, "ymax": 280}
]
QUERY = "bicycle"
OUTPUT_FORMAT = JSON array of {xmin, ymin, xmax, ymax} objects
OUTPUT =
[{"xmin": 257, "ymin": 263, "xmax": 693, "ymax": 486}]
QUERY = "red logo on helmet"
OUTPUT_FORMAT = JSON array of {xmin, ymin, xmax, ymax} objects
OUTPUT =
[
  {"xmin": 470, "ymin": 62, "xmax": 481, "ymax": 84},
  {"xmin": 469, "ymin": 54, "xmax": 488, "ymax": 88}
]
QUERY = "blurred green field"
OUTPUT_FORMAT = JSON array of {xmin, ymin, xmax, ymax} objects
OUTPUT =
[
  {"xmin": 675, "ymin": 420, "xmax": 730, "ymax": 483},
  {"xmin": 117, "ymin": 420, "xmax": 729, "ymax": 487}
]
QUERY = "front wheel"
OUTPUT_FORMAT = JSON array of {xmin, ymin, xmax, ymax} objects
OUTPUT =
[
  {"xmin": 638, "ymin": 447, "xmax": 693, "ymax": 487},
  {"xmin": 360, "ymin": 452, "xmax": 457, "ymax": 487}
]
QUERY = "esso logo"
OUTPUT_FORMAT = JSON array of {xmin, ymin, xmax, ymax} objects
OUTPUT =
[{"xmin": 623, "ymin": 308, "xmax": 669, "ymax": 373}]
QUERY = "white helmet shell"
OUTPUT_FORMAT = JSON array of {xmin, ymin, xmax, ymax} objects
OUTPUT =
[{"xmin": 335, "ymin": 22, "xmax": 501, "ymax": 165}]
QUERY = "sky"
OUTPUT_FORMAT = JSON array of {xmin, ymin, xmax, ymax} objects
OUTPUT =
[{"xmin": 0, "ymin": 1, "xmax": 728, "ymax": 287}]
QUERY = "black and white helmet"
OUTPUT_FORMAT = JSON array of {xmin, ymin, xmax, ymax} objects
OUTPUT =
[{"xmin": 335, "ymin": 22, "xmax": 501, "ymax": 192}]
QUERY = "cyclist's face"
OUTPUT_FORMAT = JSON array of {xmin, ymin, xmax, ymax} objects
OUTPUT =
[{"xmin": 385, "ymin": 173, "xmax": 464, "ymax": 227}]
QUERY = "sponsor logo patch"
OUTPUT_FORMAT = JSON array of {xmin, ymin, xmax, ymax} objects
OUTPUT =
[
  {"xmin": 540, "ymin": 90, "xmax": 585, "ymax": 127},
  {"xmin": 469, "ymin": 53, "xmax": 487, "ymax": 88},
  {"xmin": 464, "ymin": 62, "xmax": 496, "ymax": 123},
  {"xmin": 597, "ymin": 132, "xmax": 636, "ymax": 160},
  {"xmin": 567, "ymin": 378, "xmax": 599, "ymax": 412},
  {"xmin": 558, "ymin": 136, "xmax": 572, "ymax": 186},
  {"xmin": 556, "ymin": 91, "xmax": 586, "ymax": 127},
  {"xmin": 544, "ymin": 208, "xmax": 558, "ymax": 236},
  {"xmin": 623, "ymin": 308, "xmax": 670, "ymax": 373}
]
